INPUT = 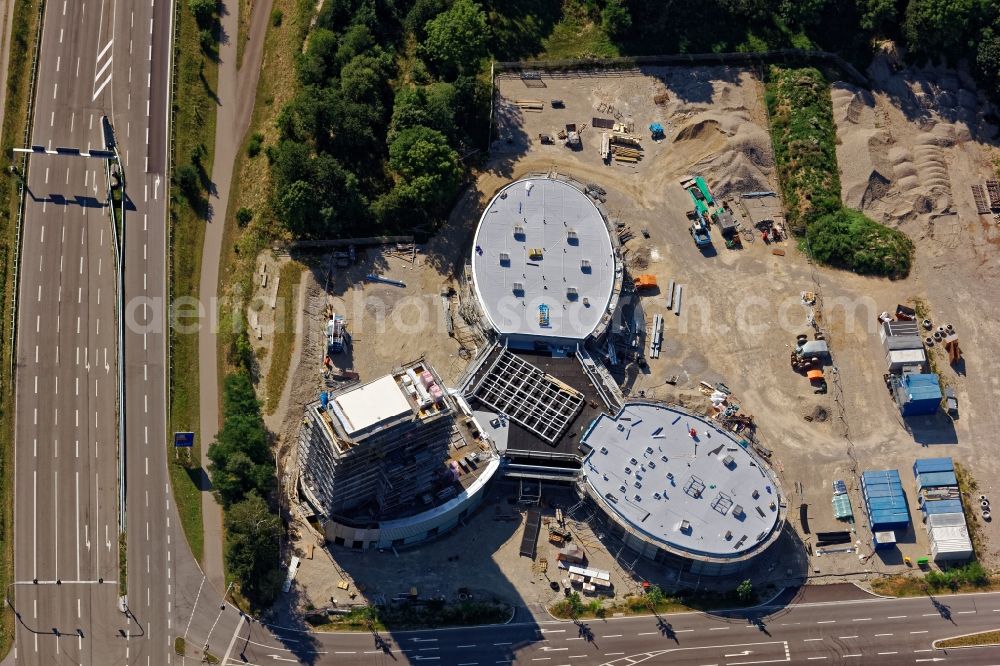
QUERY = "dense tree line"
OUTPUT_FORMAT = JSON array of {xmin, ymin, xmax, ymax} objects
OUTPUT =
[
  {"xmin": 614, "ymin": 0, "xmax": 1000, "ymax": 99},
  {"xmin": 267, "ymin": 0, "xmax": 491, "ymax": 239},
  {"xmin": 207, "ymin": 372, "xmax": 281, "ymax": 606}
]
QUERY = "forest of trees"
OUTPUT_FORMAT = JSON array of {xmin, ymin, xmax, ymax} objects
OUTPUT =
[
  {"xmin": 267, "ymin": 0, "xmax": 492, "ymax": 239},
  {"xmin": 262, "ymin": 0, "xmax": 1000, "ymax": 242}
]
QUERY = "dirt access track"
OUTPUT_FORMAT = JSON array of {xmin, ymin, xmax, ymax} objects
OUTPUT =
[{"xmin": 487, "ymin": 62, "xmax": 1000, "ymax": 578}]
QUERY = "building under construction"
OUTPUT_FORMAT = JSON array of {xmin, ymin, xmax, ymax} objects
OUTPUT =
[{"xmin": 298, "ymin": 359, "xmax": 499, "ymax": 549}]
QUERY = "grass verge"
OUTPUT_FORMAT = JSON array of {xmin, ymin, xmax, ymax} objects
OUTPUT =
[
  {"xmin": 119, "ymin": 532, "xmax": 127, "ymax": 596},
  {"xmin": 309, "ymin": 601, "xmax": 511, "ymax": 632},
  {"xmin": 0, "ymin": 0, "xmax": 45, "ymax": 654},
  {"xmin": 869, "ymin": 562, "xmax": 998, "ymax": 597},
  {"xmin": 263, "ymin": 261, "xmax": 302, "ymax": 414},
  {"xmin": 549, "ymin": 589, "xmax": 761, "ymax": 620},
  {"xmin": 955, "ymin": 463, "xmax": 987, "ymax": 556},
  {"xmin": 936, "ymin": 630, "xmax": 1000, "ymax": 648},
  {"xmin": 765, "ymin": 66, "xmax": 912, "ymax": 278},
  {"xmin": 216, "ymin": 0, "xmax": 309, "ymax": 388},
  {"xmin": 168, "ymin": 0, "xmax": 221, "ymax": 564}
]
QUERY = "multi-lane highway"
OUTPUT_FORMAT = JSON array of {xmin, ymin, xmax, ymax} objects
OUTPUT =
[
  {"xmin": 11, "ymin": 0, "xmax": 173, "ymax": 662},
  {"xmin": 114, "ymin": 0, "xmax": 174, "ymax": 659},
  {"xmin": 225, "ymin": 591, "xmax": 1000, "ymax": 665},
  {"xmin": 11, "ymin": 0, "xmax": 126, "ymax": 662}
]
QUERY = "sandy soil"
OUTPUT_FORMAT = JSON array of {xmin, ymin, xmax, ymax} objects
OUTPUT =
[
  {"xmin": 267, "ymin": 62, "xmax": 1000, "ymax": 616},
  {"xmin": 830, "ymin": 50, "xmax": 1000, "ymax": 569}
]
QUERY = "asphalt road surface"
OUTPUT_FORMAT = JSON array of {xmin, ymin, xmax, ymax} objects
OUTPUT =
[
  {"xmin": 112, "ymin": 0, "xmax": 175, "ymax": 660},
  {"xmin": 11, "ymin": 0, "xmax": 125, "ymax": 662},
  {"xmin": 220, "ymin": 591, "xmax": 1000, "ymax": 665},
  {"xmin": 11, "ymin": 0, "xmax": 172, "ymax": 662}
]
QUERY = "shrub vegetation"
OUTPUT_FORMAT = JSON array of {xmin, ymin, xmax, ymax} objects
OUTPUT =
[{"xmin": 766, "ymin": 66, "xmax": 913, "ymax": 278}]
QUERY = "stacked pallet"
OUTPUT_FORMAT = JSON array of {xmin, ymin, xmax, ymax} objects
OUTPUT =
[
  {"xmin": 987, "ymin": 180, "xmax": 1000, "ymax": 210},
  {"xmin": 972, "ymin": 184, "xmax": 990, "ymax": 215},
  {"xmin": 611, "ymin": 145, "xmax": 642, "ymax": 163}
]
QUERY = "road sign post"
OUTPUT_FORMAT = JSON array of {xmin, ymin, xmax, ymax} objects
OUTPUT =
[{"xmin": 174, "ymin": 431, "xmax": 194, "ymax": 461}]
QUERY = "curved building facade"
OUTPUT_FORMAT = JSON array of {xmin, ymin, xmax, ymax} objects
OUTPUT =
[
  {"xmin": 470, "ymin": 177, "xmax": 622, "ymax": 351},
  {"xmin": 578, "ymin": 402, "xmax": 786, "ymax": 575}
]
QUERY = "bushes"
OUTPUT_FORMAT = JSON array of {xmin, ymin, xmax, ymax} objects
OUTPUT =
[
  {"xmin": 925, "ymin": 561, "xmax": 990, "ymax": 592},
  {"xmin": 765, "ymin": 66, "xmax": 842, "ymax": 234},
  {"xmin": 766, "ymin": 66, "xmax": 913, "ymax": 278},
  {"xmin": 207, "ymin": 372, "xmax": 274, "ymax": 507},
  {"xmin": 807, "ymin": 208, "xmax": 913, "ymax": 278}
]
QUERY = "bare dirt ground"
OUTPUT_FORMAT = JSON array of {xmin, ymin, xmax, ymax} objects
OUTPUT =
[{"xmin": 270, "ymin": 62, "xmax": 1000, "ymax": 619}]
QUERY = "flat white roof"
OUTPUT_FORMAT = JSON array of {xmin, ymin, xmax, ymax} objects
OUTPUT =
[
  {"xmin": 471, "ymin": 178, "xmax": 616, "ymax": 341},
  {"xmin": 582, "ymin": 403, "xmax": 782, "ymax": 560},
  {"xmin": 334, "ymin": 375, "xmax": 411, "ymax": 435}
]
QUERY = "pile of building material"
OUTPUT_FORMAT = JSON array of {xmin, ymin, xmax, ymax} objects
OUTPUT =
[
  {"xmin": 914, "ymin": 457, "xmax": 973, "ymax": 561},
  {"xmin": 648, "ymin": 313, "xmax": 664, "ymax": 359},
  {"xmin": 611, "ymin": 145, "xmax": 642, "ymax": 163},
  {"xmin": 515, "ymin": 99, "xmax": 544, "ymax": 111},
  {"xmin": 610, "ymin": 132, "xmax": 642, "ymax": 163}
]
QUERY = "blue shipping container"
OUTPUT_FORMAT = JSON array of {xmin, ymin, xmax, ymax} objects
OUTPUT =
[
  {"xmin": 897, "ymin": 373, "xmax": 942, "ymax": 417},
  {"xmin": 862, "ymin": 469, "xmax": 911, "ymax": 531},
  {"xmin": 913, "ymin": 457, "xmax": 954, "ymax": 476},
  {"xmin": 922, "ymin": 499, "xmax": 964, "ymax": 515},
  {"xmin": 917, "ymin": 471, "xmax": 958, "ymax": 489}
]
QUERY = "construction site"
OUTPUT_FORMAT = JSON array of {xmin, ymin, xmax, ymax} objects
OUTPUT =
[{"xmin": 256, "ymin": 57, "xmax": 1000, "ymax": 618}]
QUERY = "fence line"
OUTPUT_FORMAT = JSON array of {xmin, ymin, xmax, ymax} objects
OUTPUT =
[
  {"xmin": 493, "ymin": 49, "xmax": 869, "ymax": 87},
  {"xmin": 8, "ymin": 0, "xmax": 48, "ymax": 388}
]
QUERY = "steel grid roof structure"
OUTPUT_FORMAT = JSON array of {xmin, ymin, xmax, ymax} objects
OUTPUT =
[
  {"xmin": 471, "ymin": 177, "xmax": 616, "ymax": 342},
  {"xmin": 471, "ymin": 348, "xmax": 584, "ymax": 444},
  {"xmin": 581, "ymin": 403, "xmax": 783, "ymax": 560}
]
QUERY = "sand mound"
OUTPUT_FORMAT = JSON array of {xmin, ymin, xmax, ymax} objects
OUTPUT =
[
  {"xmin": 703, "ymin": 152, "xmax": 769, "ymax": 198},
  {"xmin": 889, "ymin": 147, "xmax": 913, "ymax": 165},
  {"xmin": 675, "ymin": 118, "xmax": 724, "ymax": 142}
]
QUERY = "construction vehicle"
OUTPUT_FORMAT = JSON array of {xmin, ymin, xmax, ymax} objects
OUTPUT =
[
  {"xmin": 565, "ymin": 124, "xmax": 581, "ymax": 149},
  {"xmin": 689, "ymin": 216, "xmax": 712, "ymax": 247},
  {"xmin": 680, "ymin": 176, "xmax": 715, "ymax": 207},
  {"xmin": 633, "ymin": 274, "xmax": 658, "ymax": 291},
  {"xmin": 327, "ymin": 314, "xmax": 346, "ymax": 353},
  {"xmin": 649, "ymin": 122, "xmax": 664, "ymax": 140},
  {"xmin": 528, "ymin": 247, "xmax": 544, "ymax": 260}
]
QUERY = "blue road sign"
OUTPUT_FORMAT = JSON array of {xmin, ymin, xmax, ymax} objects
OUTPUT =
[{"xmin": 174, "ymin": 432, "xmax": 195, "ymax": 448}]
